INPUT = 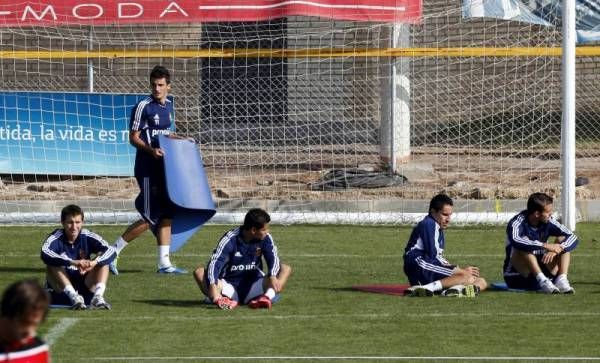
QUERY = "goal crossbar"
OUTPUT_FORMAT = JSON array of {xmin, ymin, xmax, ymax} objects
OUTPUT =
[{"xmin": 1, "ymin": 46, "xmax": 599, "ymax": 59}]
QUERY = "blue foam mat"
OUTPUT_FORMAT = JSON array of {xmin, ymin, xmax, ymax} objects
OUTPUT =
[
  {"xmin": 490, "ymin": 282, "xmax": 528, "ymax": 293},
  {"xmin": 159, "ymin": 135, "xmax": 216, "ymax": 252},
  {"xmin": 50, "ymin": 304, "xmax": 72, "ymax": 309}
]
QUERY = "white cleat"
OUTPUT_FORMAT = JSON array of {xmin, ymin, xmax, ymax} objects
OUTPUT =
[
  {"xmin": 90, "ymin": 295, "xmax": 112, "ymax": 310},
  {"xmin": 70, "ymin": 294, "xmax": 87, "ymax": 310},
  {"xmin": 538, "ymin": 279, "xmax": 560, "ymax": 294},
  {"xmin": 554, "ymin": 276, "xmax": 574, "ymax": 294}
]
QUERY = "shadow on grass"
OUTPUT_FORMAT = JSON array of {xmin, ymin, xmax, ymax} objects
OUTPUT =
[
  {"xmin": 319, "ymin": 287, "xmax": 359, "ymax": 293},
  {"xmin": 315, "ymin": 286, "xmax": 409, "ymax": 295},
  {"xmin": 109, "ymin": 269, "xmax": 144, "ymax": 274},
  {"xmin": 574, "ymin": 281, "xmax": 600, "ymax": 286},
  {"xmin": 574, "ymin": 281, "xmax": 600, "ymax": 294},
  {"xmin": 133, "ymin": 299, "xmax": 206, "ymax": 308},
  {"xmin": 0, "ymin": 266, "xmax": 46, "ymax": 273}
]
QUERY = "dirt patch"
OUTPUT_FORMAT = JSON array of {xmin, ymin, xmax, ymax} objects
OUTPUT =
[{"xmin": 1, "ymin": 147, "xmax": 598, "ymax": 201}]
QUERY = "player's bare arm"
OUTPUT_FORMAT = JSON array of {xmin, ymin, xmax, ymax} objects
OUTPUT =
[
  {"xmin": 129, "ymin": 130, "xmax": 163, "ymax": 158},
  {"xmin": 543, "ymin": 243, "xmax": 563, "ymax": 254}
]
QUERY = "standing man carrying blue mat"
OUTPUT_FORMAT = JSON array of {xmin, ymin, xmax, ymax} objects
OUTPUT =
[{"xmin": 109, "ymin": 65, "xmax": 215, "ymax": 275}]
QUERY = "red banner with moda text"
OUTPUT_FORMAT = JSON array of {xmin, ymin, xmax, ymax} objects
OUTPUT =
[{"xmin": 0, "ymin": 0, "xmax": 422, "ymax": 26}]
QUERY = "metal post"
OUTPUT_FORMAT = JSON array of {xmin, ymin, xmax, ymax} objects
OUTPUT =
[
  {"xmin": 561, "ymin": 0, "xmax": 576, "ymax": 230},
  {"xmin": 87, "ymin": 27, "xmax": 94, "ymax": 92}
]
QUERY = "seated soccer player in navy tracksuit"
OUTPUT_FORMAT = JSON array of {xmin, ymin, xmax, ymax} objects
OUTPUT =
[
  {"xmin": 193, "ymin": 208, "xmax": 292, "ymax": 309},
  {"xmin": 503, "ymin": 192, "xmax": 579, "ymax": 294},
  {"xmin": 0, "ymin": 280, "xmax": 50, "ymax": 363},
  {"xmin": 41, "ymin": 204, "xmax": 116, "ymax": 310},
  {"xmin": 404, "ymin": 194, "xmax": 488, "ymax": 297}
]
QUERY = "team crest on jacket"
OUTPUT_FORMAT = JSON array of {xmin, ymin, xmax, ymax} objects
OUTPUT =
[{"xmin": 255, "ymin": 248, "xmax": 262, "ymax": 257}]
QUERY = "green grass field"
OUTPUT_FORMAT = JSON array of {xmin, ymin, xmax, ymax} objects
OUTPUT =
[{"xmin": 2, "ymin": 223, "xmax": 600, "ymax": 362}]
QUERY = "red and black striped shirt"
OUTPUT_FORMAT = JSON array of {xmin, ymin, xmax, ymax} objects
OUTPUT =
[{"xmin": 0, "ymin": 336, "xmax": 49, "ymax": 363}]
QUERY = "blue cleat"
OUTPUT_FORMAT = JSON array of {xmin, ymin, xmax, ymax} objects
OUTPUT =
[
  {"xmin": 109, "ymin": 256, "xmax": 119, "ymax": 275},
  {"xmin": 157, "ymin": 265, "xmax": 188, "ymax": 274}
]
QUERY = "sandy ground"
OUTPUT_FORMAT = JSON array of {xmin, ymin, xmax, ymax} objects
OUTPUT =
[{"xmin": 1, "ymin": 146, "xmax": 598, "ymax": 202}]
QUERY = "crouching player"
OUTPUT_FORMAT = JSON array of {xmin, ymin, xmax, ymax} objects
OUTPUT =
[
  {"xmin": 193, "ymin": 208, "xmax": 291, "ymax": 309},
  {"xmin": 404, "ymin": 194, "xmax": 488, "ymax": 297},
  {"xmin": 41, "ymin": 205, "xmax": 116, "ymax": 310},
  {"xmin": 503, "ymin": 192, "xmax": 578, "ymax": 294}
]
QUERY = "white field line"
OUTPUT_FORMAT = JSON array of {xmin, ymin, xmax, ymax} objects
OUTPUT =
[
  {"xmin": 47, "ymin": 313, "xmax": 391, "ymax": 322},
  {"xmin": 87, "ymin": 355, "xmax": 600, "ymax": 361},
  {"xmin": 3, "ymin": 253, "xmax": 600, "ymax": 258},
  {"xmin": 45, "ymin": 317, "xmax": 79, "ymax": 346},
  {"xmin": 44, "ymin": 311, "xmax": 600, "ymax": 324}
]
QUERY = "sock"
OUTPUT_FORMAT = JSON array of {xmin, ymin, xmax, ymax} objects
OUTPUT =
[
  {"xmin": 265, "ymin": 288, "xmax": 276, "ymax": 300},
  {"xmin": 423, "ymin": 280, "xmax": 443, "ymax": 292},
  {"xmin": 93, "ymin": 282, "xmax": 106, "ymax": 298},
  {"xmin": 113, "ymin": 237, "xmax": 128, "ymax": 254},
  {"xmin": 63, "ymin": 284, "xmax": 78, "ymax": 301},
  {"xmin": 221, "ymin": 283, "xmax": 235, "ymax": 298},
  {"xmin": 158, "ymin": 245, "xmax": 172, "ymax": 268},
  {"xmin": 535, "ymin": 272, "xmax": 548, "ymax": 283}
]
